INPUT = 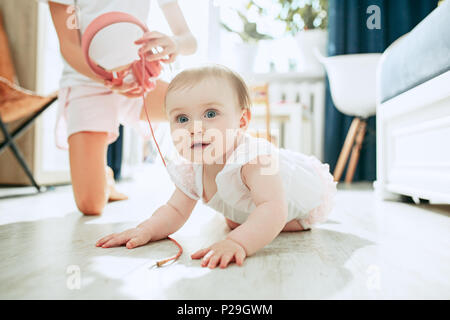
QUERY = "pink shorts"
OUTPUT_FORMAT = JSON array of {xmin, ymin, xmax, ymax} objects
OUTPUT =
[{"xmin": 55, "ymin": 85, "xmax": 151, "ymax": 150}]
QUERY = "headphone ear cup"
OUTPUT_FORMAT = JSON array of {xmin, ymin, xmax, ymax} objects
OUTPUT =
[
  {"xmin": 145, "ymin": 60, "xmax": 162, "ymax": 78},
  {"xmin": 142, "ymin": 62, "xmax": 156, "ymax": 90},
  {"xmin": 131, "ymin": 61, "xmax": 144, "ymax": 87},
  {"xmin": 130, "ymin": 58, "xmax": 161, "ymax": 91}
]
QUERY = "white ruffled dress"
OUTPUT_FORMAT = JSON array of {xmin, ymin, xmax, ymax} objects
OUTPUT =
[{"xmin": 165, "ymin": 133, "xmax": 337, "ymax": 229}]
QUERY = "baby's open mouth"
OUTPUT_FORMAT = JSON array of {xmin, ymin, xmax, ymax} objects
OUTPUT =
[{"xmin": 191, "ymin": 142, "xmax": 211, "ymax": 149}]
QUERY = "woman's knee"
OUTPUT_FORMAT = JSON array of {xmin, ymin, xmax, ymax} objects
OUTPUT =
[
  {"xmin": 75, "ymin": 193, "xmax": 107, "ymax": 215},
  {"xmin": 68, "ymin": 131, "xmax": 109, "ymax": 215}
]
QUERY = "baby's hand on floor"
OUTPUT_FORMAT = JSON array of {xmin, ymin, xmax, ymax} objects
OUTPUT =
[
  {"xmin": 96, "ymin": 227, "xmax": 151, "ymax": 249},
  {"xmin": 191, "ymin": 239, "xmax": 246, "ymax": 269}
]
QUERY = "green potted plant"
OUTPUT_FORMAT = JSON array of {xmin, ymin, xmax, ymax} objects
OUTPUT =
[
  {"xmin": 220, "ymin": 8, "xmax": 273, "ymax": 73},
  {"xmin": 248, "ymin": 0, "xmax": 328, "ymax": 72},
  {"xmin": 275, "ymin": 0, "xmax": 328, "ymax": 34},
  {"xmin": 221, "ymin": 10, "xmax": 273, "ymax": 44}
]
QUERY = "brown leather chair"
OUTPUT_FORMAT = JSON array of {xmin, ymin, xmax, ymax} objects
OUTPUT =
[{"xmin": 0, "ymin": 11, "xmax": 58, "ymax": 192}]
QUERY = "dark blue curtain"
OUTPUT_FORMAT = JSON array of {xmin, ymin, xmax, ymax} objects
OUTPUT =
[
  {"xmin": 107, "ymin": 124, "xmax": 123, "ymax": 180},
  {"xmin": 324, "ymin": 0, "xmax": 438, "ymax": 181}
]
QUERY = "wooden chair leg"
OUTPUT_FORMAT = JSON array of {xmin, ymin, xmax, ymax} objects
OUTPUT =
[
  {"xmin": 345, "ymin": 120, "xmax": 367, "ymax": 183},
  {"xmin": 333, "ymin": 117, "xmax": 361, "ymax": 182}
]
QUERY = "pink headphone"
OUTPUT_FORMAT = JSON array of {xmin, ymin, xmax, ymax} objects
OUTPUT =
[
  {"xmin": 81, "ymin": 11, "xmax": 166, "ymax": 167},
  {"xmin": 81, "ymin": 11, "xmax": 162, "ymax": 95}
]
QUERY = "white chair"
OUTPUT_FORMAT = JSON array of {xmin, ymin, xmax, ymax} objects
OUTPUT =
[{"xmin": 315, "ymin": 50, "xmax": 381, "ymax": 183}]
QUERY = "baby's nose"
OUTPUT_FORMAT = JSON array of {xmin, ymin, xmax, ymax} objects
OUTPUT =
[{"xmin": 189, "ymin": 120, "xmax": 204, "ymax": 135}]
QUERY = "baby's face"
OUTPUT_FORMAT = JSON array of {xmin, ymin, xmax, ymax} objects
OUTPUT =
[{"xmin": 165, "ymin": 77, "xmax": 249, "ymax": 164}]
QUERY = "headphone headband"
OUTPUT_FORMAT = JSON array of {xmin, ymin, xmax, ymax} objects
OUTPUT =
[{"xmin": 81, "ymin": 11, "xmax": 149, "ymax": 81}]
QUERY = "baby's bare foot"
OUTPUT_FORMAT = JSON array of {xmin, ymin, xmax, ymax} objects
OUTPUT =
[{"xmin": 106, "ymin": 166, "xmax": 128, "ymax": 202}]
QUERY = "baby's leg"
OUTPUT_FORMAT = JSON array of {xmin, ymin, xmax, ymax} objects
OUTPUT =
[
  {"xmin": 68, "ymin": 131, "xmax": 127, "ymax": 215},
  {"xmin": 282, "ymin": 219, "xmax": 306, "ymax": 232},
  {"xmin": 225, "ymin": 218, "xmax": 305, "ymax": 232},
  {"xmin": 225, "ymin": 218, "xmax": 241, "ymax": 230}
]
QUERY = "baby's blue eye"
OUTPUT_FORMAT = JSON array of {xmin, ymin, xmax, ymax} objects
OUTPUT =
[
  {"xmin": 205, "ymin": 110, "xmax": 217, "ymax": 119},
  {"xmin": 176, "ymin": 115, "xmax": 189, "ymax": 123}
]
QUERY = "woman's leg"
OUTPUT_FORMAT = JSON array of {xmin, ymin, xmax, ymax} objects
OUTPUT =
[
  {"xmin": 140, "ymin": 80, "xmax": 169, "ymax": 121},
  {"xmin": 68, "ymin": 131, "xmax": 127, "ymax": 215}
]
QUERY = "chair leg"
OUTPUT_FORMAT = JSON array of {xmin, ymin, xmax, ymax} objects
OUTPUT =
[
  {"xmin": 8, "ymin": 141, "xmax": 41, "ymax": 191},
  {"xmin": 0, "ymin": 118, "xmax": 41, "ymax": 192},
  {"xmin": 333, "ymin": 117, "xmax": 361, "ymax": 182},
  {"xmin": 345, "ymin": 119, "xmax": 367, "ymax": 183},
  {"xmin": 0, "ymin": 97, "xmax": 56, "ymax": 153}
]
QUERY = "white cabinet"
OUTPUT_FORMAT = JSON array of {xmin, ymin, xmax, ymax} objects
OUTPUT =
[{"xmin": 375, "ymin": 71, "xmax": 450, "ymax": 204}]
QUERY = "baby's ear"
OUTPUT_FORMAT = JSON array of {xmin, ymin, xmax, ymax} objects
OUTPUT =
[{"xmin": 239, "ymin": 108, "xmax": 251, "ymax": 129}]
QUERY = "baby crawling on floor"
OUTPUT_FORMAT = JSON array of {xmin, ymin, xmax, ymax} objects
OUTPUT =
[{"xmin": 96, "ymin": 65, "xmax": 337, "ymax": 269}]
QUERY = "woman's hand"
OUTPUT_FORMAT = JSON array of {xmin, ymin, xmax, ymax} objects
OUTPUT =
[
  {"xmin": 104, "ymin": 80, "xmax": 143, "ymax": 98},
  {"xmin": 134, "ymin": 31, "xmax": 179, "ymax": 64},
  {"xmin": 191, "ymin": 239, "xmax": 247, "ymax": 269},
  {"xmin": 103, "ymin": 63, "xmax": 144, "ymax": 98},
  {"xmin": 104, "ymin": 79, "xmax": 143, "ymax": 98},
  {"xmin": 96, "ymin": 227, "xmax": 152, "ymax": 249}
]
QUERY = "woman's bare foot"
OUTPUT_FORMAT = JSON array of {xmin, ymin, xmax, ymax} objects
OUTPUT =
[{"xmin": 106, "ymin": 166, "xmax": 128, "ymax": 202}]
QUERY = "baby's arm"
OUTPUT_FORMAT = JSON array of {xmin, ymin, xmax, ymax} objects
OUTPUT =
[
  {"xmin": 226, "ymin": 155, "xmax": 288, "ymax": 256},
  {"xmin": 137, "ymin": 187, "xmax": 197, "ymax": 242},
  {"xmin": 191, "ymin": 155, "xmax": 288, "ymax": 268},
  {"xmin": 96, "ymin": 187, "xmax": 197, "ymax": 248}
]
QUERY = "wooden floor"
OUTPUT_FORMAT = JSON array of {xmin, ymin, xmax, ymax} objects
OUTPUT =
[{"xmin": 0, "ymin": 164, "xmax": 449, "ymax": 299}]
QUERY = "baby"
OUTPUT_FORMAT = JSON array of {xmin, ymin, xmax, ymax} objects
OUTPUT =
[{"xmin": 96, "ymin": 65, "xmax": 337, "ymax": 269}]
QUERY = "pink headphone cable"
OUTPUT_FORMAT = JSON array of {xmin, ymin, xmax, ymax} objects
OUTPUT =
[
  {"xmin": 82, "ymin": 12, "xmax": 181, "ymax": 267},
  {"xmin": 140, "ymin": 54, "xmax": 181, "ymax": 267},
  {"xmin": 139, "ymin": 51, "xmax": 167, "ymax": 168}
]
